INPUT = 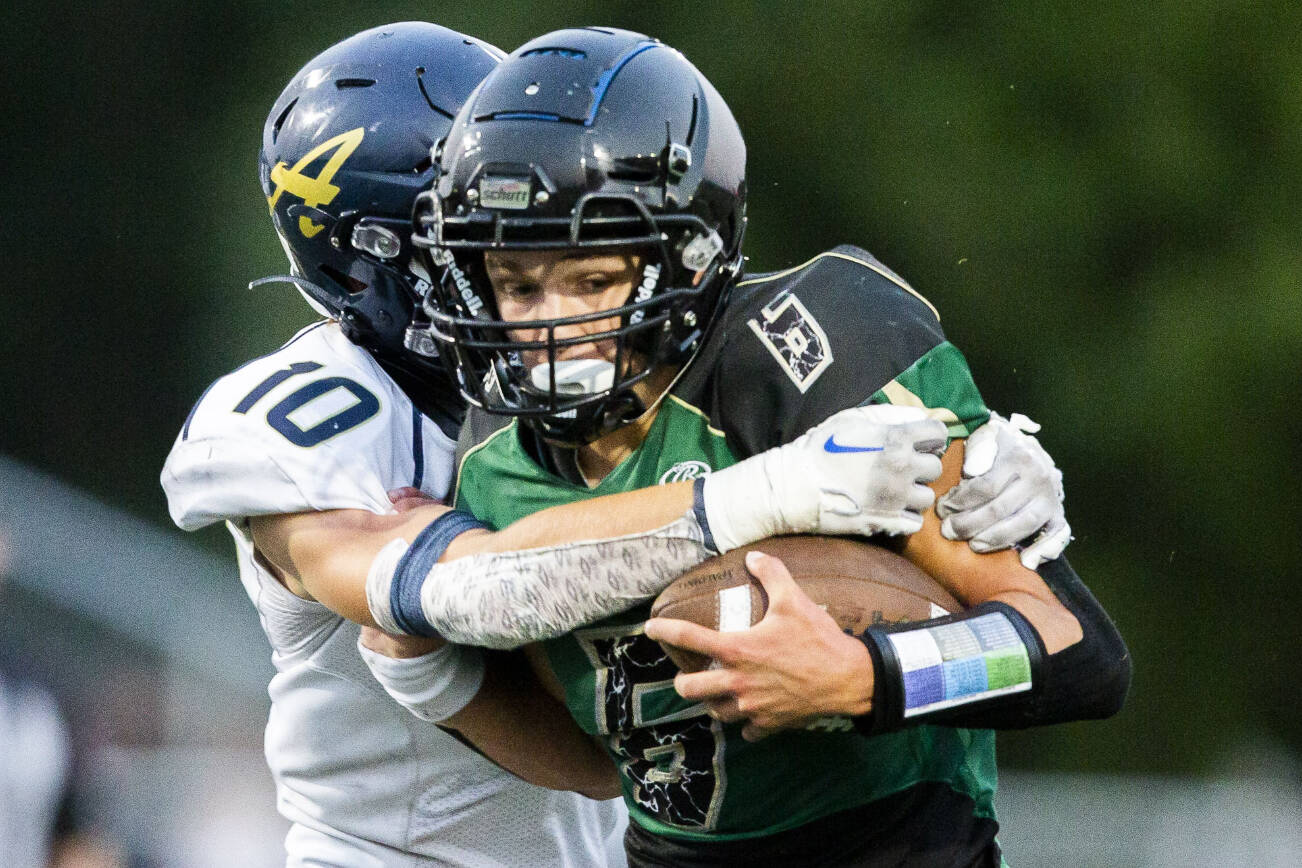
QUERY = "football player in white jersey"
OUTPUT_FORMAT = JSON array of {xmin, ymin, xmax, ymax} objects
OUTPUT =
[
  {"xmin": 164, "ymin": 25, "xmax": 630, "ymax": 867},
  {"xmin": 162, "ymin": 22, "xmax": 1071, "ymax": 868}
]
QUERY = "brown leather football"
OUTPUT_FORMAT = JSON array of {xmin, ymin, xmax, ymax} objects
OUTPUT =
[{"xmin": 649, "ymin": 536, "xmax": 962, "ymax": 672}]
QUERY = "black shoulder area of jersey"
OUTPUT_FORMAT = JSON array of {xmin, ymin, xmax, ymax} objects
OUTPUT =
[
  {"xmin": 455, "ymin": 405, "xmax": 514, "ymax": 477},
  {"xmin": 675, "ymin": 245, "xmax": 947, "ymax": 457}
]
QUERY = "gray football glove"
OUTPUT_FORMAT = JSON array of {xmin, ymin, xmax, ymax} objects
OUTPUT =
[{"xmin": 935, "ymin": 412, "xmax": 1071, "ymax": 569}]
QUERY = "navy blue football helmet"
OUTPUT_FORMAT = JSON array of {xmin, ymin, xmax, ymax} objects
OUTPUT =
[
  {"xmin": 257, "ymin": 22, "xmax": 501, "ymax": 427},
  {"xmin": 412, "ymin": 27, "xmax": 747, "ymax": 444}
]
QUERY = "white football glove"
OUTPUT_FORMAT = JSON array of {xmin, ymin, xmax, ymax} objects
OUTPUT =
[
  {"xmin": 935, "ymin": 411, "xmax": 1071, "ymax": 569},
  {"xmin": 701, "ymin": 404, "xmax": 948, "ymax": 552}
]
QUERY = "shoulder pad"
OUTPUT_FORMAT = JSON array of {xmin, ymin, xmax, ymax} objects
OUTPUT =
[
  {"xmin": 733, "ymin": 245, "xmax": 939, "ymax": 324},
  {"xmin": 678, "ymin": 247, "xmax": 970, "ymax": 455},
  {"xmin": 722, "ymin": 248, "xmax": 944, "ymax": 395},
  {"xmin": 451, "ymin": 406, "xmax": 517, "ymax": 508},
  {"xmin": 161, "ymin": 323, "xmax": 454, "ymax": 530}
]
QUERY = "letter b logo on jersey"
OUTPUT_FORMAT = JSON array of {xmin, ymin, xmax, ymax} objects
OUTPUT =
[{"xmin": 266, "ymin": 127, "xmax": 365, "ymax": 238}]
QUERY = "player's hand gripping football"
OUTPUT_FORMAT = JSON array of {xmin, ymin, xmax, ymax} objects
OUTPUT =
[
  {"xmin": 935, "ymin": 412, "xmax": 1071, "ymax": 569},
  {"xmin": 644, "ymin": 550, "xmax": 874, "ymax": 742},
  {"xmin": 700, "ymin": 404, "xmax": 948, "ymax": 551}
]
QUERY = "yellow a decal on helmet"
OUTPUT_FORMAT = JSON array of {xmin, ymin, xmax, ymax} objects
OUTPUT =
[{"xmin": 267, "ymin": 127, "xmax": 365, "ymax": 238}]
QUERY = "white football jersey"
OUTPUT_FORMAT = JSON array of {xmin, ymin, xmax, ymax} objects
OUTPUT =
[{"xmin": 162, "ymin": 322, "xmax": 625, "ymax": 867}]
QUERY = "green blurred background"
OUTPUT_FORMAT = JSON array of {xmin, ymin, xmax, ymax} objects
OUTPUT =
[{"xmin": 4, "ymin": 0, "xmax": 1299, "ymax": 788}]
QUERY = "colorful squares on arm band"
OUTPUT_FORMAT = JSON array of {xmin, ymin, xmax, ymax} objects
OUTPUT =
[
  {"xmin": 886, "ymin": 610, "xmax": 1033, "ymax": 717},
  {"xmin": 854, "ymin": 601, "xmax": 1043, "ymax": 733}
]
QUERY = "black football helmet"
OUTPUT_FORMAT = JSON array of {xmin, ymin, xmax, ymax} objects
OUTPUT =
[
  {"xmin": 257, "ymin": 22, "xmax": 501, "ymax": 428},
  {"xmin": 412, "ymin": 27, "xmax": 747, "ymax": 445}
]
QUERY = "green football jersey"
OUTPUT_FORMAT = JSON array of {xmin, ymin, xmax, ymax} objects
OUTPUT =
[{"xmin": 455, "ymin": 246, "xmax": 998, "ymax": 844}]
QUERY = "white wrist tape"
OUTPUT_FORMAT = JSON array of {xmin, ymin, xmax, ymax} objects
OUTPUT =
[
  {"xmin": 357, "ymin": 638, "xmax": 485, "ymax": 723},
  {"xmin": 366, "ymin": 538, "xmax": 412, "ymax": 637}
]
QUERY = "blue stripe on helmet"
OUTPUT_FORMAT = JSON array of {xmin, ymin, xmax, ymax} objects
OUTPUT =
[{"xmin": 586, "ymin": 42, "xmax": 659, "ymax": 126}]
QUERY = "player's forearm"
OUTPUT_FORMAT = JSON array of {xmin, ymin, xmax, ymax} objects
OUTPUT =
[
  {"xmin": 444, "ymin": 481, "xmax": 695, "ymax": 558},
  {"xmin": 369, "ymin": 513, "xmax": 712, "ymax": 648},
  {"xmin": 358, "ymin": 633, "xmax": 621, "ymax": 798},
  {"xmin": 838, "ymin": 440, "xmax": 1129, "ymax": 732},
  {"xmin": 854, "ymin": 556, "xmax": 1130, "ymax": 733},
  {"xmin": 250, "ymin": 504, "xmax": 455, "ymax": 626},
  {"xmin": 900, "ymin": 440, "xmax": 1082, "ymax": 653},
  {"xmin": 250, "ymin": 488, "xmax": 702, "ymax": 636},
  {"xmin": 930, "ymin": 557, "xmax": 1130, "ymax": 730},
  {"xmin": 905, "ymin": 538, "xmax": 1083, "ymax": 654},
  {"xmin": 366, "ymin": 484, "xmax": 723, "ymax": 647},
  {"xmin": 443, "ymin": 653, "xmax": 621, "ymax": 798}
]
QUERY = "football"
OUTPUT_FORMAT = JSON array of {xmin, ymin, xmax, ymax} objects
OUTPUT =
[{"xmin": 650, "ymin": 536, "xmax": 962, "ymax": 672}]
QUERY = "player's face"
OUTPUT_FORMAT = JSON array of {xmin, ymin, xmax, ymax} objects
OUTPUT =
[{"xmin": 483, "ymin": 248, "xmax": 644, "ymax": 368}]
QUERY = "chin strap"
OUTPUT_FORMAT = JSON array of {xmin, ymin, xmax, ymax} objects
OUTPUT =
[
  {"xmin": 249, "ymin": 273, "xmax": 351, "ymax": 324},
  {"xmin": 248, "ymin": 273, "xmax": 338, "ymax": 300}
]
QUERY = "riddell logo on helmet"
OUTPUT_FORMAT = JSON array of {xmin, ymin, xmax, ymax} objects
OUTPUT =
[
  {"xmin": 628, "ymin": 263, "xmax": 662, "ymax": 325},
  {"xmin": 431, "ymin": 248, "xmax": 484, "ymax": 316}
]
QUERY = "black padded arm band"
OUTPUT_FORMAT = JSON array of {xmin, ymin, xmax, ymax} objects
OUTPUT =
[
  {"xmin": 854, "ymin": 601, "xmax": 1044, "ymax": 735},
  {"xmin": 854, "ymin": 556, "xmax": 1130, "ymax": 734}
]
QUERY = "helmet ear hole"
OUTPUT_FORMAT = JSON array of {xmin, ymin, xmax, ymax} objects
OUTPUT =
[
  {"xmin": 271, "ymin": 98, "xmax": 297, "ymax": 144},
  {"xmin": 320, "ymin": 265, "xmax": 368, "ymax": 295}
]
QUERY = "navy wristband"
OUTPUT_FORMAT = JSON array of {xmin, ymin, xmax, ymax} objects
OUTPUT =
[
  {"xmin": 692, "ymin": 476, "xmax": 719, "ymax": 554},
  {"xmin": 389, "ymin": 510, "xmax": 488, "ymax": 636}
]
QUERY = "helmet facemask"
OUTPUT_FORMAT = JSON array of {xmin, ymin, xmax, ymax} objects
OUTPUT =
[{"xmin": 414, "ymin": 187, "xmax": 739, "ymax": 445}]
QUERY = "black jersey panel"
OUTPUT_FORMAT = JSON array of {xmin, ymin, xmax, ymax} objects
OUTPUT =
[{"xmin": 683, "ymin": 245, "xmax": 948, "ymax": 456}]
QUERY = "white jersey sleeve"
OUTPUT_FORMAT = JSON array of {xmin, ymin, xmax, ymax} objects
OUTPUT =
[
  {"xmin": 161, "ymin": 322, "xmax": 456, "ymax": 529},
  {"xmin": 159, "ymin": 322, "xmax": 625, "ymax": 866}
]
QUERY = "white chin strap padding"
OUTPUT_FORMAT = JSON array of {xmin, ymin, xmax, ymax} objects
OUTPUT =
[{"xmin": 530, "ymin": 359, "xmax": 616, "ymax": 395}]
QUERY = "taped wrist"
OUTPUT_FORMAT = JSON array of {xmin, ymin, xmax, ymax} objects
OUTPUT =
[
  {"xmin": 366, "ymin": 510, "xmax": 488, "ymax": 637},
  {"xmin": 357, "ymin": 639, "xmax": 485, "ymax": 723},
  {"xmin": 854, "ymin": 602, "xmax": 1044, "ymax": 735},
  {"xmin": 696, "ymin": 455, "xmax": 786, "ymax": 554}
]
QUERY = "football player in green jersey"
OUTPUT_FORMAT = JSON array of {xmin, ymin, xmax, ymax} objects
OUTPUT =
[{"xmin": 401, "ymin": 27, "xmax": 1129, "ymax": 868}]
